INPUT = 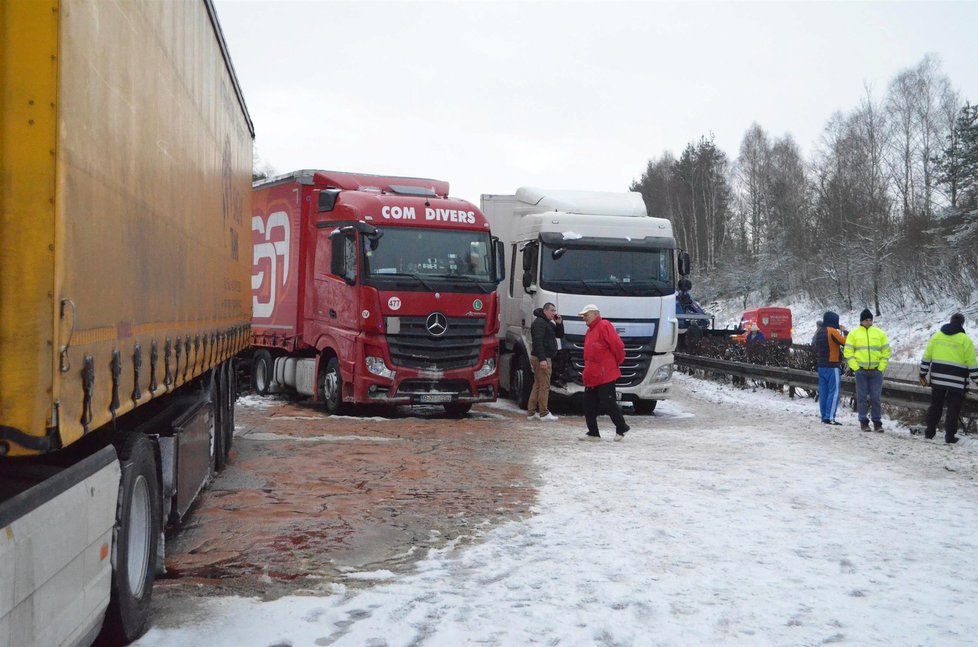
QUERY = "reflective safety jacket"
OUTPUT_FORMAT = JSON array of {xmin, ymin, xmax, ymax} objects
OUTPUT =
[
  {"xmin": 919, "ymin": 325, "xmax": 978, "ymax": 391},
  {"xmin": 844, "ymin": 324, "xmax": 891, "ymax": 372}
]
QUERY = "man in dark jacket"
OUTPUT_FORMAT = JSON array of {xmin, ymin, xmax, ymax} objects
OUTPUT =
[
  {"xmin": 527, "ymin": 302, "xmax": 564, "ymax": 420},
  {"xmin": 919, "ymin": 313, "xmax": 978, "ymax": 444},
  {"xmin": 814, "ymin": 311, "xmax": 848, "ymax": 425}
]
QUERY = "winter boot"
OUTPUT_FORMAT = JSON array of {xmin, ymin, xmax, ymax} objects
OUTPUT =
[{"xmin": 873, "ymin": 420, "xmax": 883, "ymax": 432}]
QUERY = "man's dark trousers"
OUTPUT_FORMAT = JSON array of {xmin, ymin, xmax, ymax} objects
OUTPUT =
[
  {"xmin": 583, "ymin": 382, "xmax": 628, "ymax": 435},
  {"xmin": 925, "ymin": 386, "xmax": 965, "ymax": 442}
]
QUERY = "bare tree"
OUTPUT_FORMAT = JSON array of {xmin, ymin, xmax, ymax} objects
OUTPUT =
[
  {"xmin": 735, "ymin": 123, "xmax": 770, "ymax": 257},
  {"xmin": 885, "ymin": 54, "xmax": 956, "ymax": 238}
]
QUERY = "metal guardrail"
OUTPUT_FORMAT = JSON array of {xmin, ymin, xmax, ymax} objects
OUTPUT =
[{"xmin": 675, "ymin": 353, "xmax": 978, "ymax": 417}]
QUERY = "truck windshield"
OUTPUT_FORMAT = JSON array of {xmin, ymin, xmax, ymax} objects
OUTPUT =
[
  {"xmin": 363, "ymin": 228, "xmax": 495, "ymax": 293},
  {"xmin": 540, "ymin": 244, "xmax": 675, "ymax": 296}
]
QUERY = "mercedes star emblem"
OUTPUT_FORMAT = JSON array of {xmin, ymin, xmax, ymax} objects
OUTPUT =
[{"xmin": 426, "ymin": 312, "xmax": 448, "ymax": 337}]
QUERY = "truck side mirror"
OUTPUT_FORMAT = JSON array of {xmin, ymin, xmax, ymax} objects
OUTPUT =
[
  {"xmin": 493, "ymin": 239, "xmax": 506, "ymax": 284},
  {"xmin": 678, "ymin": 250, "xmax": 690, "ymax": 276},
  {"xmin": 521, "ymin": 242, "xmax": 537, "ymax": 272},
  {"xmin": 552, "ymin": 248, "xmax": 566, "ymax": 260},
  {"xmin": 522, "ymin": 270, "xmax": 534, "ymax": 291},
  {"xmin": 367, "ymin": 229, "xmax": 383, "ymax": 251}
]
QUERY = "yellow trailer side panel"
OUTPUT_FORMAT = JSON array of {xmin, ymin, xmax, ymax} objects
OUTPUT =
[
  {"xmin": 0, "ymin": 0, "xmax": 60, "ymax": 457},
  {"xmin": 1, "ymin": 0, "xmax": 253, "ymax": 457}
]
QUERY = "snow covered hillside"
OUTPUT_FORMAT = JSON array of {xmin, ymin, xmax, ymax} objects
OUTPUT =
[{"xmin": 701, "ymin": 293, "xmax": 978, "ymax": 362}]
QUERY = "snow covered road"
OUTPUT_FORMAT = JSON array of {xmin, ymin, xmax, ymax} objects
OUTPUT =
[{"xmin": 137, "ymin": 373, "xmax": 978, "ymax": 647}]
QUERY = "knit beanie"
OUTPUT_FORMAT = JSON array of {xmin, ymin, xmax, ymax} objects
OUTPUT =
[
  {"xmin": 951, "ymin": 312, "xmax": 965, "ymax": 326},
  {"xmin": 859, "ymin": 308, "xmax": 873, "ymax": 322}
]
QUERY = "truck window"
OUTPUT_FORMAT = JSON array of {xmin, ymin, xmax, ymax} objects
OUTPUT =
[
  {"xmin": 540, "ymin": 244, "xmax": 674, "ymax": 297},
  {"xmin": 362, "ymin": 227, "xmax": 495, "ymax": 291}
]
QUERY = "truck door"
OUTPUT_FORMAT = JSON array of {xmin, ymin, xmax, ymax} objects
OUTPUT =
[{"xmin": 313, "ymin": 225, "xmax": 359, "ymax": 368}]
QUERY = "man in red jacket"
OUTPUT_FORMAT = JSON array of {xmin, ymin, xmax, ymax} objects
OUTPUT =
[{"xmin": 579, "ymin": 304, "xmax": 630, "ymax": 441}]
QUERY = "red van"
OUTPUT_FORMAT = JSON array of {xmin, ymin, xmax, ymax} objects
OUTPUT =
[{"xmin": 734, "ymin": 307, "xmax": 793, "ymax": 344}]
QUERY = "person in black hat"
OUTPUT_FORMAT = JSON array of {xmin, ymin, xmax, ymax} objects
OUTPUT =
[
  {"xmin": 919, "ymin": 313, "xmax": 978, "ymax": 444},
  {"xmin": 843, "ymin": 309, "xmax": 891, "ymax": 431}
]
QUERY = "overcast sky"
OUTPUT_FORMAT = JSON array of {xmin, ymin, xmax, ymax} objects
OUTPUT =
[{"xmin": 214, "ymin": 0, "xmax": 978, "ymax": 206}]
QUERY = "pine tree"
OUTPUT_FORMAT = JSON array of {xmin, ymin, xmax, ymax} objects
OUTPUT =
[{"xmin": 934, "ymin": 103, "xmax": 978, "ymax": 210}]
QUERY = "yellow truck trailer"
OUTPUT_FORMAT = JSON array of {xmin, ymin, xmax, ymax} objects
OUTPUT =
[{"xmin": 0, "ymin": 1, "xmax": 253, "ymax": 644}]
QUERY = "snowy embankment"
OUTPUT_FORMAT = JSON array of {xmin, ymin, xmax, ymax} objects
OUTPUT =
[
  {"xmin": 138, "ymin": 374, "xmax": 978, "ymax": 647},
  {"xmin": 704, "ymin": 293, "xmax": 978, "ymax": 362}
]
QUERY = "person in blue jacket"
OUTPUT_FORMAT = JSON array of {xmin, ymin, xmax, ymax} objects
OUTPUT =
[
  {"xmin": 814, "ymin": 311, "xmax": 848, "ymax": 425},
  {"xmin": 746, "ymin": 322, "xmax": 765, "ymax": 343}
]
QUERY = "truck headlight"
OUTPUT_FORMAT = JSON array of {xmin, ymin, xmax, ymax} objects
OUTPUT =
[
  {"xmin": 474, "ymin": 358, "xmax": 496, "ymax": 380},
  {"xmin": 366, "ymin": 356, "xmax": 395, "ymax": 380},
  {"xmin": 651, "ymin": 364, "xmax": 673, "ymax": 382}
]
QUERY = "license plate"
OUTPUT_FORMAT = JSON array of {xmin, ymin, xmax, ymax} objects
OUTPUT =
[{"xmin": 418, "ymin": 394, "xmax": 452, "ymax": 403}]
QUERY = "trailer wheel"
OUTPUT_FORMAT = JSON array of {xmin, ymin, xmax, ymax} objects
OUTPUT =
[
  {"xmin": 215, "ymin": 363, "xmax": 233, "ymax": 471},
  {"xmin": 321, "ymin": 357, "xmax": 345, "ymax": 415},
  {"xmin": 100, "ymin": 433, "xmax": 161, "ymax": 644},
  {"xmin": 633, "ymin": 399, "xmax": 657, "ymax": 415},
  {"xmin": 224, "ymin": 361, "xmax": 236, "ymax": 456},
  {"xmin": 511, "ymin": 353, "xmax": 533, "ymax": 410},
  {"xmin": 252, "ymin": 350, "xmax": 273, "ymax": 395},
  {"xmin": 443, "ymin": 402, "xmax": 472, "ymax": 417}
]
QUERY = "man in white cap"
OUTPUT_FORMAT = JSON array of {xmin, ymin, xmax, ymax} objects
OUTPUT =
[{"xmin": 578, "ymin": 304, "xmax": 629, "ymax": 441}]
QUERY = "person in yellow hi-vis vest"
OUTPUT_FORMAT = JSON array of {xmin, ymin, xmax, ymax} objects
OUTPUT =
[
  {"xmin": 918, "ymin": 313, "xmax": 978, "ymax": 444},
  {"xmin": 844, "ymin": 309, "xmax": 891, "ymax": 432}
]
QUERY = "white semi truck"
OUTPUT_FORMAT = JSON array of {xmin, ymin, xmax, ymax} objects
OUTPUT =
[{"xmin": 481, "ymin": 188, "xmax": 688, "ymax": 414}]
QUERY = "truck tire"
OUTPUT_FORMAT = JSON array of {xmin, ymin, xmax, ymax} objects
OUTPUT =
[
  {"xmin": 214, "ymin": 363, "xmax": 233, "ymax": 471},
  {"xmin": 634, "ymin": 399, "xmax": 657, "ymax": 415},
  {"xmin": 443, "ymin": 402, "xmax": 472, "ymax": 417},
  {"xmin": 252, "ymin": 350, "xmax": 273, "ymax": 395},
  {"xmin": 512, "ymin": 353, "xmax": 533, "ymax": 410},
  {"xmin": 100, "ymin": 433, "xmax": 161, "ymax": 645},
  {"xmin": 321, "ymin": 357, "xmax": 345, "ymax": 415},
  {"xmin": 223, "ymin": 360, "xmax": 236, "ymax": 458}
]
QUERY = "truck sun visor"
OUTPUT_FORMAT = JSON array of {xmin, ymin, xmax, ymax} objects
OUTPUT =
[{"xmin": 538, "ymin": 232, "xmax": 676, "ymax": 250}]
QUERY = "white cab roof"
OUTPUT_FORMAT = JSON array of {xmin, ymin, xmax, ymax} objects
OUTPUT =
[{"xmin": 515, "ymin": 187, "xmax": 647, "ymax": 217}]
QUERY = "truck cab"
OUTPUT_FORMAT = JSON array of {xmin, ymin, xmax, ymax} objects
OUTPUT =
[
  {"xmin": 251, "ymin": 171, "xmax": 505, "ymax": 416},
  {"xmin": 482, "ymin": 188, "xmax": 680, "ymax": 414}
]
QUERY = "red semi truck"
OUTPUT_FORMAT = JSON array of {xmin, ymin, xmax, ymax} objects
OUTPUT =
[{"xmin": 250, "ymin": 170, "xmax": 505, "ymax": 415}]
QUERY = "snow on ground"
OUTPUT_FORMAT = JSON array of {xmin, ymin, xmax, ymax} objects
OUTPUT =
[{"xmin": 137, "ymin": 373, "xmax": 978, "ymax": 647}]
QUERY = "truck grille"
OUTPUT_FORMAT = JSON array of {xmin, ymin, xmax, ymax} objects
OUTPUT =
[
  {"xmin": 386, "ymin": 316, "xmax": 485, "ymax": 371},
  {"xmin": 562, "ymin": 334, "xmax": 654, "ymax": 388},
  {"xmin": 396, "ymin": 379, "xmax": 472, "ymax": 397}
]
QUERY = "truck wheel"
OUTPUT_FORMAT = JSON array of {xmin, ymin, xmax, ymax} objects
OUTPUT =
[
  {"xmin": 100, "ymin": 433, "xmax": 161, "ymax": 644},
  {"xmin": 215, "ymin": 364, "xmax": 233, "ymax": 471},
  {"xmin": 252, "ymin": 350, "xmax": 272, "ymax": 395},
  {"xmin": 443, "ymin": 402, "xmax": 472, "ymax": 417},
  {"xmin": 321, "ymin": 357, "xmax": 345, "ymax": 415},
  {"xmin": 511, "ymin": 353, "xmax": 533, "ymax": 410},
  {"xmin": 223, "ymin": 361, "xmax": 236, "ymax": 458},
  {"xmin": 634, "ymin": 399, "xmax": 657, "ymax": 415}
]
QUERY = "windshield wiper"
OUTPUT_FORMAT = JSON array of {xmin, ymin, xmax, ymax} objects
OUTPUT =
[
  {"xmin": 622, "ymin": 280, "xmax": 666, "ymax": 296},
  {"xmin": 371, "ymin": 272, "xmax": 436, "ymax": 291}
]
